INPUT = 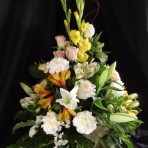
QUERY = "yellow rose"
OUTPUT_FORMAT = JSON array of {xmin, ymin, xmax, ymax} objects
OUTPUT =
[
  {"xmin": 69, "ymin": 30, "xmax": 80, "ymax": 45},
  {"xmin": 77, "ymin": 50, "xmax": 88, "ymax": 62},
  {"xmin": 81, "ymin": 21, "xmax": 89, "ymax": 32},
  {"xmin": 78, "ymin": 38, "xmax": 91, "ymax": 51}
]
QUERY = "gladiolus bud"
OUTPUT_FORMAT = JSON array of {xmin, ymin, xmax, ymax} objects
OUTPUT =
[
  {"xmin": 64, "ymin": 19, "xmax": 68, "ymax": 26},
  {"xmin": 128, "ymin": 93, "xmax": 138, "ymax": 100},
  {"xmin": 80, "ymin": 3, "xmax": 84, "ymax": 11},
  {"xmin": 74, "ymin": 11, "xmax": 79, "ymax": 20}
]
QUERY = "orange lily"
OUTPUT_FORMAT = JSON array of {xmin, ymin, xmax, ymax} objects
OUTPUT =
[
  {"xmin": 48, "ymin": 70, "xmax": 71, "ymax": 87},
  {"xmin": 33, "ymin": 80, "xmax": 52, "ymax": 99},
  {"xmin": 58, "ymin": 107, "xmax": 77, "ymax": 121},
  {"xmin": 38, "ymin": 96, "xmax": 53, "ymax": 109}
]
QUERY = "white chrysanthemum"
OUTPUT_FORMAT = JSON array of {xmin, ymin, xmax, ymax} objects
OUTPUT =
[
  {"xmin": 74, "ymin": 62, "xmax": 99, "ymax": 79},
  {"xmin": 29, "ymin": 125, "xmax": 38, "ymax": 138},
  {"xmin": 41, "ymin": 112, "xmax": 62, "ymax": 136},
  {"xmin": 84, "ymin": 24, "xmax": 95, "ymax": 38},
  {"xmin": 76, "ymin": 80, "xmax": 96, "ymax": 100},
  {"xmin": 109, "ymin": 80, "xmax": 126, "ymax": 97},
  {"xmin": 73, "ymin": 111, "xmax": 97, "ymax": 134},
  {"xmin": 20, "ymin": 97, "xmax": 34, "ymax": 108},
  {"xmin": 47, "ymin": 57, "xmax": 69, "ymax": 74}
]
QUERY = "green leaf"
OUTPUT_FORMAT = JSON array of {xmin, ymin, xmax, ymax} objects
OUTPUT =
[
  {"xmin": 99, "ymin": 69, "xmax": 108, "ymax": 87},
  {"xmin": 66, "ymin": 131, "xmax": 94, "ymax": 148},
  {"xmin": 107, "ymin": 61, "xmax": 116, "ymax": 81},
  {"xmin": 84, "ymin": 126, "xmax": 109, "ymax": 147},
  {"xmin": 14, "ymin": 110, "xmax": 35, "ymax": 121},
  {"xmin": 12, "ymin": 120, "xmax": 35, "ymax": 134},
  {"xmin": 93, "ymin": 32, "xmax": 102, "ymax": 44},
  {"xmin": 20, "ymin": 82, "xmax": 33, "ymax": 95},
  {"xmin": 94, "ymin": 98, "xmax": 107, "ymax": 110},
  {"xmin": 102, "ymin": 86, "xmax": 123, "ymax": 91},
  {"xmin": 110, "ymin": 113, "xmax": 137, "ymax": 123},
  {"xmin": 7, "ymin": 131, "xmax": 54, "ymax": 148},
  {"xmin": 123, "ymin": 139, "xmax": 134, "ymax": 148},
  {"xmin": 29, "ymin": 64, "xmax": 47, "ymax": 78},
  {"xmin": 98, "ymin": 64, "xmax": 106, "ymax": 75},
  {"xmin": 96, "ymin": 52, "xmax": 108, "ymax": 63}
]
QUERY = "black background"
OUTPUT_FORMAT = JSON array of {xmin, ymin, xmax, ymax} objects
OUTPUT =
[{"xmin": 0, "ymin": 0, "xmax": 148, "ymax": 147}]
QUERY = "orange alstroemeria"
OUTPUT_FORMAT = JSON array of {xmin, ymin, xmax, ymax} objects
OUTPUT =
[
  {"xmin": 38, "ymin": 96, "xmax": 53, "ymax": 109},
  {"xmin": 58, "ymin": 107, "xmax": 77, "ymax": 121},
  {"xmin": 48, "ymin": 70, "xmax": 71, "ymax": 87},
  {"xmin": 33, "ymin": 80, "xmax": 52, "ymax": 99}
]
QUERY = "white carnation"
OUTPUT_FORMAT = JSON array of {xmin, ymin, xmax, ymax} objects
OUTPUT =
[
  {"xmin": 74, "ymin": 62, "xmax": 99, "ymax": 79},
  {"xmin": 84, "ymin": 62, "xmax": 99, "ymax": 79},
  {"xmin": 41, "ymin": 112, "xmax": 62, "ymax": 136},
  {"xmin": 109, "ymin": 80, "xmax": 126, "ymax": 97},
  {"xmin": 29, "ymin": 125, "xmax": 38, "ymax": 138},
  {"xmin": 47, "ymin": 57, "xmax": 69, "ymax": 74},
  {"xmin": 84, "ymin": 24, "xmax": 95, "ymax": 38},
  {"xmin": 20, "ymin": 97, "xmax": 34, "ymax": 108},
  {"xmin": 73, "ymin": 111, "xmax": 97, "ymax": 134},
  {"xmin": 76, "ymin": 80, "xmax": 96, "ymax": 100}
]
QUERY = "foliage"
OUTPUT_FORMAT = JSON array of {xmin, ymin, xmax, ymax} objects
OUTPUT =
[{"xmin": 8, "ymin": 0, "xmax": 142, "ymax": 147}]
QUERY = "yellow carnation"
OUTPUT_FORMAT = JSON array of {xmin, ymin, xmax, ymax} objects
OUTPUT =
[
  {"xmin": 69, "ymin": 30, "xmax": 80, "ymax": 45},
  {"xmin": 77, "ymin": 50, "xmax": 88, "ymax": 62},
  {"xmin": 78, "ymin": 38, "xmax": 91, "ymax": 51},
  {"xmin": 81, "ymin": 21, "xmax": 89, "ymax": 32}
]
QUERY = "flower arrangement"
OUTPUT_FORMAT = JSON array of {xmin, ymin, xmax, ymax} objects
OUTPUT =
[{"xmin": 8, "ymin": 0, "xmax": 142, "ymax": 148}]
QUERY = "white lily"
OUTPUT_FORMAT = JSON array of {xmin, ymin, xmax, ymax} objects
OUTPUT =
[{"xmin": 56, "ymin": 85, "xmax": 79, "ymax": 110}]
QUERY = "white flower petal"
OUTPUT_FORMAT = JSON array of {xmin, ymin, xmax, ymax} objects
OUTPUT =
[
  {"xmin": 60, "ymin": 88, "xmax": 70, "ymax": 100},
  {"xmin": 56, "ymin": 86, "xmax": 79, "ymax": 110},
  {"xmin": 73, "ymin": 111, "xmax": 97, "ymax": 134}
]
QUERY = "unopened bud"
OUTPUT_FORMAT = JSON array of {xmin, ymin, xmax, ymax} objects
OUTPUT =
[
  {"xmin": 64, "ymin": 19, "xmax": 68, "ymax": 26},
  {"xmin": 120, "ymin": 106, "xmax": 127, "ymax": 112},
  {"xmin": 74, "ymin": 11, "xmax": 79, "ymax": 20},
  {"xmin": 128, "ymin": 101, "xmax": 140, "ymax": 109},
  {"xmin": 128, "ymin": 110, "xmax": 139, "ymax": 115},
  {"xmin": 108, "ymin": 104, "xmax": 114, "ymax": 113},
  {"xmin": 80, "ymin": 3, "xmax": 84, "ymax": 11},
  {"xmin": 128, "ymin": 93, "xmax": 138, "ymax": 100},
  {"xmin": 35, "ymin": 107, "xmax": 41, "ymax": 113},
  {"xmin": 125, "ymin": 100, "xmax": 133, "ymax": 106}
]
